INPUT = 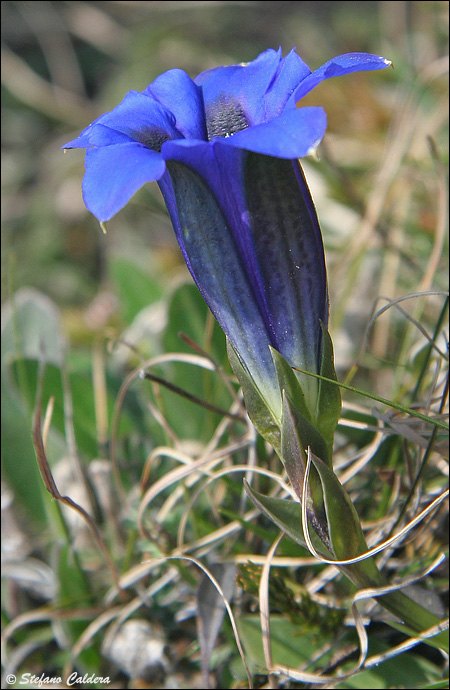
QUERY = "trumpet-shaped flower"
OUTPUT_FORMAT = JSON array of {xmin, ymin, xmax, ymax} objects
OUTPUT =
[
  {"xmin": 64, "ymin": 48, "xmax": 390, "ymax": 420},
  {"xmin": 62, "ymin": 51, "xmax": 450, "ymax": 646}
]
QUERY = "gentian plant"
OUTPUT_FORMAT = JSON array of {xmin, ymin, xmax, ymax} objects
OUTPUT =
[{"xmin": 64, "ymin": 48, "xmax": 447, "ymax": 647}]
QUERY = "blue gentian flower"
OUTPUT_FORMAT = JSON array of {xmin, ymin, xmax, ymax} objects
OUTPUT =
[{"xmin": 64, "ymin": 48, "xmax": 390, "ymax": 420}]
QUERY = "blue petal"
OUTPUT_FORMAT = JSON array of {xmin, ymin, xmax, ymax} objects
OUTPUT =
[
  {"xmin": 64, "ymin": 124, "xmax": 134, "ymax": 149},
  {"xmin": 221, "ymin": 106, "xmax": 327, "ymax": 158},
  {"xmin": 162, "ymin": 139, "xmax": 260, "ymax": 279},
  {"xmin": 157, "ymin": 158, "xmax": 282, "ymax": 413},
  {"xmin": 82, "ymin": 143, "xmax": 166, "ymax": 222},
  {"xmin": 290, "ymin": 52, "xmax": 392, "ymax": 105},
  {"xmin": 264, "ymin": 48, "xmax": 311, "ymax": 120},
  {"xmin": 64, "ymin": 91, "xmax": 182, "ymax": 151},
  {"xmin": 162, "ymin": 139, "xmax": 327, "ymax": 390},
  {"xmin": 144, "ymin": 68, "xmax": 207, "ymax": 141},
  {"xmin": 241, "ymin": 153, "xmax": 328, "ymax": 380},
  {"xmin": 195, "ymin": 48, "xmax": 282, "ymax": 132}
]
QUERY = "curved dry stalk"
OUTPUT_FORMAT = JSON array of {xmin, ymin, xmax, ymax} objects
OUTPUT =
[
  {"xmin": 301, "ymin": 447, "xmax": 449, "ymax": 567},
  {"xmin": 32, "ymin": 401, "xmax": 124, "ymax": 597},
  {"xmin": 174, "ymin": 507, "xmax": 261, "ymax": 558},
  {"xmin": 66, "ymin": 569, "xmax": 179, "ymax": 679},
  {"xmin": 171, "ymin": 555, "xmax": 253, "ymax": 689},
  {"xmin": 110, "ymin": 352, "xmax": 217, "ymax": 504},
  {"xmin": 1, "ymin": 605, "xmax": 99, "ymax": 663},
  {"xmin": 345, "ymin": 553, "xmax": 448, "ymax": 675},
  {"xmin": 176, "ymin": 465, "xmax": 296, "ymax": 549},
  {"xmin": 354, "ymin": 291, "xmax": 449, "ymax": 375},
  {"xmin": 271, "ymin": 607, "xmax": 448, "ymax": 686},
  {"xmin": 141, "ymin": 445, "xmax": 201, "ymax": 492},
  {"xmin": 146, "ymin": 399, "xmax": 181, "ymax": 445},
  {"xmin": 62, "ymin": 606, "xmax": 124, "ymax": 681},
  {"xmin": 362, "ymin": 619, "xmax": 449, "ymax": 668},
  {"xmin": 137, "ymin": 440, "xmax": 252, "ymax": 540},
  {"xmin": 259, "ymin": 533, "xmax": 284, "ymax": 690},
  {"xmin": 108, "ymin": 555, "xmax": 253, "ymax": 688},
  {"xmin": 102, "ymin": 569, "xmax": 179, "ymax": 645},
  {"xmin": 339, "ymin": 419, "xmax": 386, "ymax": 484}
]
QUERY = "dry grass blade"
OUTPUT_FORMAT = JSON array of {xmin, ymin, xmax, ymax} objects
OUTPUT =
[
  {"xmin": 109, "ymin": 555, "xmax": 253, "ymax": 688},
  {"xmin": 92, "ymin": 338, "xmax": 109, "ymax": 448},
  {"xmin": 109, "ymin": 352, "xmax": 218, "ymax": 504},
  {"xmin": 176, "ymin": 465, "xmax": 296, "ymax": 549},
  {"xmin": 1, "ymin": 605, "xmax": 100, "ymax": 662},
  {"xmin": 368, "ymin": 292, "xmax": 448, "ymax": 360},
  {"xmin": 173, "ymin": 555, "xmax": 253, "ymax": 690},
  {"xmin": 347, "ymin": 553, "xmax": 448, "ymax": 672},
  {"xmin": 1, "ymin": 43, "xmax": 94, "ymax": 126},
  {"xmin": 137, "ymin": 446, "xmax": 234, "ymax": 539},
  {"xmin": 66, "ymin": 569, "xmax": 179, "ymax": 678},
  {"xmin": 351, "ymin": 552, "xmax": 447, "ymax": 611},
  {"xmin": 259, "ymin": 533, "xmax": 284, "ymax": 690},
  {"xmin": 338, "ymin": 418, "xmax": 386, "ymax": 483},
  {"xmin": 61, "ymin": 606, "xmax": 124, "ymax": 681},
  {"xmin": 302, "ymin": 448, "xmax": 449, "ymax": 567},
  {"xmin": 272, "ymin": 608, "xmax": 448, "ymax": 685},
  {"xmin": 272, "ymin": 613, "xmax": 449, "ymax": 686},
  {"xmin": 363, "ymin": 619, "xmax": 449, "ymax": 668}
]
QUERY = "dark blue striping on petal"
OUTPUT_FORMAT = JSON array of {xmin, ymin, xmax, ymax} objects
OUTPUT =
[
  {"xmin": 161, "ymin": 159, "xmax": 282, "ymax": 414},
  {"xmin": 242, "ymin": 154, "xmax": 327, "ymax": 375}
]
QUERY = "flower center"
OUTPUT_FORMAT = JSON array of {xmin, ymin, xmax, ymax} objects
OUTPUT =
[
  {"xmin": 206, "ymin": 97, "xmax": 249, "ymax": 139},
  {"xmin": 135, "ymin": 127, "xmax": 170, "ymax": 152}
]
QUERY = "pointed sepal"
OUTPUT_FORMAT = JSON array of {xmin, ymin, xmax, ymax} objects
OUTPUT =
[
  {"xmin": 315, "ymin": 323, "xmax": 342, "ymax": 457},
  {"xmin": 270, "ymin": 346, "xmax": 313, "ymax": 423},
  {"xmin": 243, "ymin": 480, "xmax": 333, "ymax": 557},
  {"xmin": 226, "ymin": 338, "xmax": 281, "ymax": 454},
  {"xmin": 280, "ymin": 391, "xmax": 331, "ymax": 547},
  {"xmin": 310, "ymin": 452, "xmax": 382, "ymax": 587}
]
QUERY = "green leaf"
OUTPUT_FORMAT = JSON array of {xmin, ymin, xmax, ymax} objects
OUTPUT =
[
  {"xmin": 227, "ymin": 340, "xmax": 281, "ymax": 454},
  {"xmin": 109, "ymin": 256, "xmax": 163, "ymax": 324},
  {"xmin": 282, "ymin": 390, "xmax": 330, "ymax": 468},
  {"xmin": 316, "ymin": 323, "xmax": 342, "ymax": 455},
  {"xmin": 1, "ymin": 383, "xmax": 48, "ymax": 524},
  {"xmin": 236, "ymin": 615, "xmax": 332, "ymax": 672},
  {"xmin": 1, "ymin": 287, "xmax": 65, "ymax": 369},
  {"xmin": 311, "ymin": 454, "xmax": 369, "ymax": 563},
  {"xmin": 270, "ymin": 346, "xmax": 312, "ymax": 422},
  {"xmin": 245, "ymin": 480, "xmax": 448, "ymax": 648},
  {"xmin": 334, "ymin": 639, "xmax": 443, "ymax": 689},
  {"xmin": 281, "ymin": 392, "xmax": 330, "ymax": 546},
  {"xmin": 243, "ymin": 480, "xmax": 333, "ymax": 557},
  {"xmin": 1, "ymin": 288, "xmax": 66, "ymax": 523},
  {"xmin": 158, "ymin": 283, "xmax": 231, "ymax": 441}
]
